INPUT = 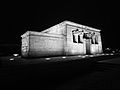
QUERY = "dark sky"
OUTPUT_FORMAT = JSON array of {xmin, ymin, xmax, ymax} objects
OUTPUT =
[{"xmin": 1, "ymin": 1, "xmax": 120, "ymax": 49}]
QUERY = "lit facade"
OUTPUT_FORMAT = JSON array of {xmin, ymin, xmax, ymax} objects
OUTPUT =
[{"xmin": 21, "ymin": 21, "xmax": 102, "ymax": 57}]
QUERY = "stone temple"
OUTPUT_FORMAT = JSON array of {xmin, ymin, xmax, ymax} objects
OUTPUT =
[{"xmin": 21, "ymin": 21, "xmax": 103, "ymax": 57}]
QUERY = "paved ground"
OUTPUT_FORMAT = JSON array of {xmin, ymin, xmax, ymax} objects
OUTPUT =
[
  {"xmin": 0, "ymin": 53, "xmax": 116, "ymax": 66},
  {"xmin": 98, "ymin": 57, "xmax": 120, "ymax": 64},
  {"xmin": 0, "ymin": 53, "xmax": 120, "ymax": 90}
]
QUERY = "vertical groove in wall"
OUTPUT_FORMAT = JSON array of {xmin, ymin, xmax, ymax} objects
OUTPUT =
[
  {"xmin": 21, "ymin": 37, "xmax": 22, "ymax": 56},
  {"xmin": 65, "ymin": 24, "xmax": 67, "ymax": 55},
  {"xmin": 100, "ymin": 32, "xmax": 103, "ymax": 53},
  {"xmin": 98, "ymin": 33, "xmax": 100, "ymax": 53},
  {"xmin": 83, "ymin": 38, "xmax": 85, "ymax": 54},
  {"xmin": 63, "ymin": 24, "xmax": 66, "ymax": 55},
  {"xmin": 28, "ymin": 31, "xmax": 30, "ymax": 57}
]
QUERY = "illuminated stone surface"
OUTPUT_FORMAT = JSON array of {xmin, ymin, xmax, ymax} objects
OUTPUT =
[{"xmin": 21, "ymin": 21, "xmax": 103, "ymax": 57}]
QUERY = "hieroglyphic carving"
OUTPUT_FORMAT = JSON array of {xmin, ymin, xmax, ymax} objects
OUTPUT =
[
  {"xmin": 72, "ymin": 29, "xmax": 84, "ymax": 43},
  {"xmin": 72, "ymin": 29, "xmax": 99, "ymax": 44},
  {"xmin": 91, "ymin": 32, "xmax": 98, "ymax": 44}
]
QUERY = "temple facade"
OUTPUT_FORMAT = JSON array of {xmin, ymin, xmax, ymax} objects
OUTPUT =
[{"xmin": 21, "ymin": 21, "xmax": 102, "ymax": 57}]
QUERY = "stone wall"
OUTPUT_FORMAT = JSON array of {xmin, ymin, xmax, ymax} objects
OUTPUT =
[
  {"xmin": 66, "ymin": 25, "xmax": 86, "ymax": 55},
  {"xmin": 28, "ymin": 34, "xmax": 65, "ymax": 57},
  {"xmin": 65, "ymin": 24, "xmax": 102, "ymax": 55},
  {"xmin": 21, "ymin": 35, "xmax": 29, "ymax": 57}
]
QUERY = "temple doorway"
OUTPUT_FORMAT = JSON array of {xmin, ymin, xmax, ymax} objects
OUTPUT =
[{"xmin": 86, "ymin": 39, "xmax": 91, "ymax": 54}]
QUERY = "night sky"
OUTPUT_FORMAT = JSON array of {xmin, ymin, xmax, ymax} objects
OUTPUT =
[{"xmin": 1, "ymin": 1, "xmax": 120, "ymax": 49}]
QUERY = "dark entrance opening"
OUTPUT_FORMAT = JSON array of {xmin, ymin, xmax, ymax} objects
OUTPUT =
[{"xmin": 86, "ymin": 39, "xmax": 91, "ymax": 54}]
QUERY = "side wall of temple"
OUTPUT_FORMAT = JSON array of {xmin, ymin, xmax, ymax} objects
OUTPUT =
[
  {"xmin": 21, "ymin": 31, "xmax": 65, "ymax": 57},
  {"xmin": 21, "ymin": 32, "xmax": 29, "ymax": 57},
  {"xmin": 28, "ymin": 33, "xmax": 65, "ymax": 57}
]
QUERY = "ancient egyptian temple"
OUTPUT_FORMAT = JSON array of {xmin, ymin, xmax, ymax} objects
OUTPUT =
[{"xmin": 21, "ymin": 21, "xmax": 103, "ymax": 57}]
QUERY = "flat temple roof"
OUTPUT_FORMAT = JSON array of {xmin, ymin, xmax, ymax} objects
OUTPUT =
[
  {"xmin": 21, "ymin": 21, "xmax": 101, "ymax": 38},
  {"xmin": 21, "ymin": 31, "xmax": 64, "ymax": 38}
]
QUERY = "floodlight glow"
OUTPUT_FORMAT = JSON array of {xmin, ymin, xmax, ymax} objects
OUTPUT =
[
  {"xmin": 101, "ymin": 53, "xmax": 105, "ymax": 55},
  {"xmin": 85, "ymin": 55, "xmax": 89, "ymax": 57},
  {"xmin": 105, "ymin": 54, "xmax": 109, "ymax": 55},
  {"xmin": 10, "ymin": 58, "xmax": 14, "ymax": 60},
  {"xmin": 110, "ymin": 53, "xmax": 114, "ymax": 55},
  {"xmin": 106, "ymin": 48, "xmax": 110, "ymax": 50},
  {"xmin": 78, "ymin": 55, "xmax": 82, "ymax": 57},
  {"xmin": 45, "ymin": 58, "xmax": 51, "ymax": 60},
  {"xmin": 81, "ymin": 56, "xmax": 86, "ymax": 58},
  {"xmin": 89, "ymin": 55, "xmax": 94, "ymax": 57},
  {"xmin": 62, "ymin": 57, "xmax": 66, "ymax": 58},
  {"xmin": 13, "ymin": 54, "xmax": 19, "ymax": 56}
]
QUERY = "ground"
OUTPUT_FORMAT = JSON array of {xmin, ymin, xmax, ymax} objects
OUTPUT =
[{"xmin": 0, "ymin": 53, "xmax": 120, "ymax": 90}]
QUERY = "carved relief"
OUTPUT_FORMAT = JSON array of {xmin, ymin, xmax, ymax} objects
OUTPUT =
[
  {"xmin": 72, "ymin": 29, "xmax": 99, "ymax": 44},
  {"xmin": 72, "ymin": 29, "xmax": 84, "ymax": 43},
  {"xmin": 91, "ymin": 32, "xmax": 98, "ymax": 44}
]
